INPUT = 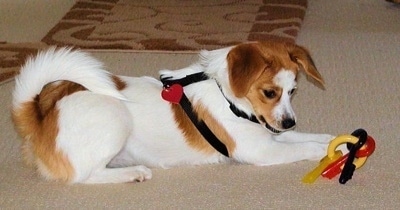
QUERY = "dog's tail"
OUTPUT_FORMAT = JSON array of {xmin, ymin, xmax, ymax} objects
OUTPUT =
[
  {"xmin": 13, "ymin": 47, "xmax": 126, "ymax": 107},
  {"xmin": 12, "ymin": 47, "xmax": 126, "ymax": 141}
]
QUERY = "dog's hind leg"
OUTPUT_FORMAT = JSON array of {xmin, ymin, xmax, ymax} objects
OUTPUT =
[{"xmin": 57, "ymin": 93, "xmax": 149, "ymax": 184}]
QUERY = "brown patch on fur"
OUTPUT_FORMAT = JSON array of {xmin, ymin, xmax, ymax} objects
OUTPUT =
[
  {"xmin": 246, "ymin": 73, "xmax": 283, "ymax": 129},
  {"xmin": 171, "ymin": 104, "xmax": 215, "ymax": 155},
  {"xmin": 227, "ymin": 44, "xmax": 268, "ymax": 98},
  {"xmin": 112, "ymin": 75, "xmax": 127, "ymax": 90},
  {"xmin": 194, "ymin": 103, "xmax": 236, "ymax": 155},
  {"xmin": 171, "ymin": 102, "xmax": 236, "ymax": 156},
  {"xmin": 37, "ymin": 81, "xmax": 86, "ymax": 118},
  {"xmin": 12, "ymin": 81, "xmax": 87, "ymax": 182},
  {"xmin": 227, "ymin": 41, "xmax": 323, "ymax": 98},
  {"xmin": 285, "ymin": 44, "xmax": 324, "ymax": 88}
]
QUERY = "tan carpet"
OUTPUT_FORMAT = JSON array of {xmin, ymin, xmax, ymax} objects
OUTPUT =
[{"xmin": 1, "ymin": 0, "xmax": 400, "ymax": 209}]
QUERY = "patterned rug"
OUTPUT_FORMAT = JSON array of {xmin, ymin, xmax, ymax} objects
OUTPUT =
[
  {"xmin": 0, "ymin": 42, "xmax": 49, "ymax": 84},
  {"xmin": 0, "ymin": 0, "xmax": 307, "ymax": 84}
]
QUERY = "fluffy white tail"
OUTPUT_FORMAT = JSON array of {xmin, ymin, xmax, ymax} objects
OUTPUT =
[{"xmin": 12, "ymin": 47, "xmax": 126, "ymax": 109}]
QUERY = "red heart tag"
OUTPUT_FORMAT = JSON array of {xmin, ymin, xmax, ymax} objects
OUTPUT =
[{"xmin": 161, "ymin": 84, "xmax": 183, "ymax": 104}]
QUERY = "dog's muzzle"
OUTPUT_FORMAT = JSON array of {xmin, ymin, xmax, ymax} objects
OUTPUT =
[
  {"xmin": 264, "ymin": 118, "xmax": 296, "ymax": 134},
  {"xmin": 282, "ymin": 118, "xmax": 296, "ymax": 130}
]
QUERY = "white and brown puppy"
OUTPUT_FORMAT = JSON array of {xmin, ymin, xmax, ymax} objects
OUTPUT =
[{"xmin": 12, "ymin": 41, "xmax": 335, "ymax": 184}]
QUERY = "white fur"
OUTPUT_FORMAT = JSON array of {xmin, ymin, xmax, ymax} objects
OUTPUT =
[
  {"xmin": 13, "ymin": 46, "xmax": 336, "ymax": 184},
  {"xmin": 272, "ymin": 70, "xmax": 297, "ymax": 126}
]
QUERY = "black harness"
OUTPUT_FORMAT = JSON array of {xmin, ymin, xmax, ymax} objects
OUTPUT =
[{"xmin": 160, "ymin": 72, "xmax": 260, "ymax": 157}]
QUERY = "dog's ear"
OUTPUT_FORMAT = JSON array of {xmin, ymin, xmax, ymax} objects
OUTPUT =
[
  {"xmin": 227, "ymin": 44, "xmax": 269, "ymax": 97},
  {"xmin": 288, "ymin": 44, "xmax": 325, "ymax": 89}
]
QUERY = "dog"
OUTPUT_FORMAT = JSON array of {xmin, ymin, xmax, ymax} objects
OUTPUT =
[{"xmin": 12, "ymin": 41, "xmax": 336, "ymax": 184}]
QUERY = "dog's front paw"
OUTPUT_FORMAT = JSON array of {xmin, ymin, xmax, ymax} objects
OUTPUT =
[
  {"xmin": 318, "ymin": 134, "xmax": 351, "ymax": 154},
  {"xmin": 306, "ymin": 142, "xmax": 329, "ymax": 161},
  {"xmin": 318, "ymin": 134, "xmax": 336, "ymax": 143},
  {"xmin": 308, "ymin": 135, "xmax": 352, "ymax": 159}
]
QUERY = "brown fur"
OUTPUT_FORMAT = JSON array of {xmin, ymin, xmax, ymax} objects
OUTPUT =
[
  {"xmin": 171, "ymin": 102, "xmax": 236, "ymax": 156},
  {"xmin": 13, "ymin": 97, "xmax": 76, "ymax": 182},
  {"xmin": 112, "ymin": 75, "xmax": 127, "ymax": 90},
  {"xmin": 37, "ymin": 81, "xmax": 87, "ymax": 118},
  {"xmin": 285, "ymin": 44, "xmax": 324, "ymax": 88},
  {"xmin": 227, "ymin": 42, "xmax": 323, "ymax": 98},
  {"xmin": 246, "ymin": 71, "xmax": 285, "ymax": 128}
]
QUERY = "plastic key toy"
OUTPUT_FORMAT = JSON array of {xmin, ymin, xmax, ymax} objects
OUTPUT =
[
  {"xmin": 302, "ymin": 129, "xmax": 376, "ymax": 184},
  {"xmin": 301, "ymin": 150, "xmax": 342, "ymax": 184},
  {"xmin": 322, "ymin": 134, "xmax": 375, "ymax": 180}
]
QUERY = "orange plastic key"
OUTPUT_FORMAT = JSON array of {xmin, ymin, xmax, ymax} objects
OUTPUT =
[
  {"xmin": 322, "ymin": 154, "xmax": 349, "ymax": 179},
  {"xmin": 302, "ymin": 150, "xmax": 343, "ymax": 184}
]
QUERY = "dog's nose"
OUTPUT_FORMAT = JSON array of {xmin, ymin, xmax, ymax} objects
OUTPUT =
[{"xmin": 282, "ymin": 119, "xmax": 296, "ymax": 129}]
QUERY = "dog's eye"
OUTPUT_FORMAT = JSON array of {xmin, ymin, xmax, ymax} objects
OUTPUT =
[
  {"xmin": 288, "ymin": 87, "xmax": 297, "ymax": 96},
  {"xmin": 263, "ymin": 90, "xmax": 276, "ymax": 99}
]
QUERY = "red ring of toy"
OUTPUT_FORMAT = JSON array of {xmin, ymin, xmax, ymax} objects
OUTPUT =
[{"xmin": 355, "ymin": 135, "xmax": 376, "ymax": 157}]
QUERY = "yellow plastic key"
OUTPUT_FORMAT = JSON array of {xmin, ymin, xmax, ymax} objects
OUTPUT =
[{"xmin": 302, "ymin": 150, "xmax": 343, "ymax": 184}]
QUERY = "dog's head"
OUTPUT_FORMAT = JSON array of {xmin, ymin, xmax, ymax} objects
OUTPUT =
[{"xmin": 227, "ymin": 42, "xmax": 324, "ymax": 134}]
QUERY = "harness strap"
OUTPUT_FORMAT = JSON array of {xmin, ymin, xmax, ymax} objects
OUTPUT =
[
  {"xmin": 179, "ymin": 93, "xmax": 230, "ymax": 157},
  {"xmin": 161, "ymin": 72, "xmax": 230, "ymax": 157},
  {"xmin": 161, "ymin": 72, "xmax": 209, "ymax": 87},
  {"xmin": 160, "ymin": 72, "xmax": 260, "ymax": 157}
]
